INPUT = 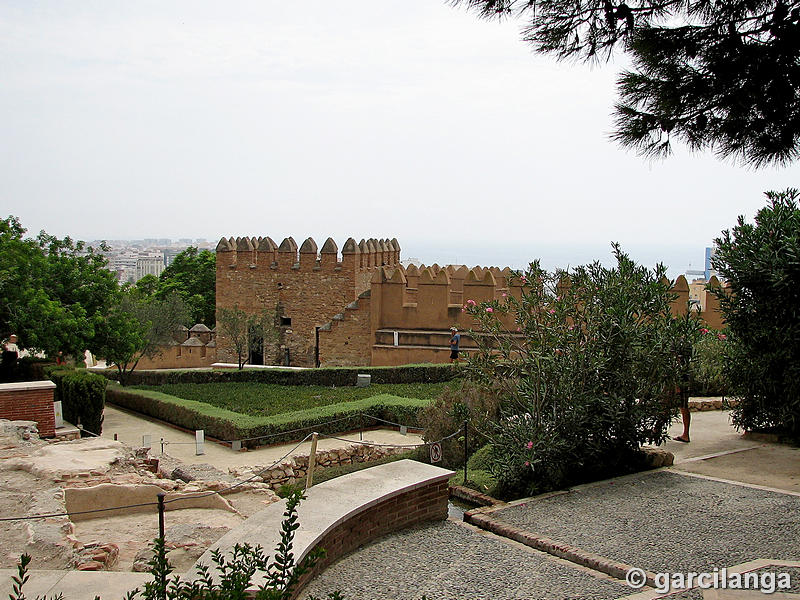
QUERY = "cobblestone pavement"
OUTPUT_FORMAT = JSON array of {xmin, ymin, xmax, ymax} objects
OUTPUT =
[
  {"xmin": 302, "ymin": 519, "xmax": 629, "ymax": 600},
  {"xmin": 492, "ymin": 470, "xmax": 800, "ymax": 576}
]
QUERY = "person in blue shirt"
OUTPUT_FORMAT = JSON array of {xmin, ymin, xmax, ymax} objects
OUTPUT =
[{"xmin": 449, "ymin": 327, "xmax": 461, "ymax": 364}]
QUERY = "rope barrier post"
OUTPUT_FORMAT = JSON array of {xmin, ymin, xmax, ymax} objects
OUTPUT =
[
  {"xmin": 360, "ymin": 414, "xmax": 363, "ymax": 441},
  {"xmin": 113, "ymin": 433, "xmax": 118, "ymax": 441},
  {"xmin": 463, "ymin": 420, "xmax": 468, "ymax": 485},
  {"xmin": 160, "ymin": 438, "xmax": 165, "ymax": 455},
  {"xmin": 305, "ymin": 432, "xmax": 319, "ymax": 489},
  {"xmin": 157, "ymin": 492, "xmax": 166, "ymax": 539},
  {"xmin": 195, "ymin": 430, "xmax": 205, "ymax": 456}
]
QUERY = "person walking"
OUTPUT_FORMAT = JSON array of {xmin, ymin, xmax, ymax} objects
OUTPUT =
[{"xmin": 449, "ymin": 327, "xmax": 461, "ymax": 364}]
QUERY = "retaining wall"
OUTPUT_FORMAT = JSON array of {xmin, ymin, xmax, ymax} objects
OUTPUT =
[{"xmin": 0, "ymin": 380, "xmax": 56, "ymax": 437}]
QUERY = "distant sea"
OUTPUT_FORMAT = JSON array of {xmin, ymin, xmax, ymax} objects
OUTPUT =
[{"xmin": 401, "ymin": 241, "xmax": 708, "ymax": 281}]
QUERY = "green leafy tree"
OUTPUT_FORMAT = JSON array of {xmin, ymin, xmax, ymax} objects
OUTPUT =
[
  {"xmin": 712, "ymin": 189, "xmax": 800, "ymax": 437},
  {"xmin": 0, "ymin": 216, "xmax": 118, "ymax": 357},
  {"xmin": 217, "ymin": 305, "xmax": 278, "ymax": 370},
  {"xmin": 95, "ymin": 290, "xmax": 189, "ymax": 385},
  {"xmin": 453, "ymin": 0, "xmax": 800, "ymax": 166},
  {"xmin": 463, "ymin": 245, "xmax": 700, "ymax": 497},
  {"xmin": 156, "ymin": 247, "xmax": 216, "ymax": 326}
]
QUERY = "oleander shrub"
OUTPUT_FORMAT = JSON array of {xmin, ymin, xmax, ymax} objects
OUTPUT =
[
  {"xmin": 464, "ymin": 245, "xmax": 701, "ymax": 498},
  {"xmin": 691, "ymin": 329, "xmax": 730, "ymax": 397},
  {"xmin": 48, "ymin": 368, "xmax": 106, "ymax": 435},
  {"xmin": 712, "ymin": 189, "xmax": 800, "ymax": 438}
]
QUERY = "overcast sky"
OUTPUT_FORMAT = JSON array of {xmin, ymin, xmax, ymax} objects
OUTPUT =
[{"xmin": 2, "ymin": 1, "xmax": 798, "ymax": 276}]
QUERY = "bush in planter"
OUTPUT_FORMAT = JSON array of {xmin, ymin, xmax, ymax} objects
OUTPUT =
[
  {"xmin": 464, "ymin": 245, "xmax": 701, "ymax": 498},
  {"xmin": 48, "ymin": 368, "xmax": 106, "ymax": 435}
]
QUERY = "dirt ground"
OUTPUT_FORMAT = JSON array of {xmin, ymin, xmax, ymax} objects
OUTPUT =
[{"xmin": 0, "ymin": 421, "xmax": 278, "ymax": 573}]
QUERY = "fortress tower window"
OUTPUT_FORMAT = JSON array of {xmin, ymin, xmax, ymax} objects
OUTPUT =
[{"xmin": 280, "ymin": 317, "xmax": 292, "ymax": 327}]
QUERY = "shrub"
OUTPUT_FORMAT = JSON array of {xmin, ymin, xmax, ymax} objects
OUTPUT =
[
  {"xmin": 466, "ymin": 444, "xmax": 493, "ymax": 471},
  {"xmin": 48, "ymin": 368, "xmax": 106, "ymax": 435},
  {"xmin": 106, "ymin": 385, "xmax": 428, "ymax": 446},
  {"xmin": 712, "ymin": 189, "xmax": 800, "ymax": 438},
  {"xmin": 420, "ymin": 381, "xmax": 501, "ymax": 469},
  {"xmin": 464, "ymin": 245, "xmax": 701, "ymax": 498},
  {"xmin": 691, "ymin": 330, "xmax": 730, "ymax": 396},
  {"xmin": 99, "ymin": 363, "xmax": 461, "ymax": 387}
]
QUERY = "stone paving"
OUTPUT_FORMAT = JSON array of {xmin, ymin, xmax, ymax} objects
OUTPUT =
[
  {"xmin": 303, "ymin": 519, "xmax": 630, "ymax": 600},
  {"xmin": 303, "ymin": 410, "xmax": 800, "ymax": 599},
  {"xmin": 491, "ymin": 470, "xmax": 800, "ymax": 575}
]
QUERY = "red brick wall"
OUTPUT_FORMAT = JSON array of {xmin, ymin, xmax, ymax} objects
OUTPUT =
[
  {"xmin": 0, "ymin": 382, "xmax": 56, "ymax": 437},
  {"xmin": 292, "ymin": 479, "xmax": 450, "ymax": 599}
]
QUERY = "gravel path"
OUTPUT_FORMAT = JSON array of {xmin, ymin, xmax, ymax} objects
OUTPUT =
[
  {"xmin": 301, "ymin": 519, "xmax": 628, "ymax": 600},
  {"xmin": 492, "ymin": 470, "xmax": 800, "ymax": 575}
]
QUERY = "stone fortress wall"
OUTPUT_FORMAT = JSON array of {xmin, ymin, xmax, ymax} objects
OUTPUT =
[{"xmin": 215, "ymin": 235, "xmax": 728, "ymax": 368}]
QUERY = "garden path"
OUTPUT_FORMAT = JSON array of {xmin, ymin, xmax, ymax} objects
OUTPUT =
[
  {"xmin": 100, "ymin": 403, "xmax": 423, "ymax": 471},
  {"xmin": 305, "ymin": 408, "xmax": 800, "ymax": 600}
]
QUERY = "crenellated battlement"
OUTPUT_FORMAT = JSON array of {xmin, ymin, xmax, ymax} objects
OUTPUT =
[
  {"xmin": 216, "ymin": 236, "xmax": 400, "ymax": 273},
  {"xmin": 369, "ymin": 264, "xmax": 522, "ymax": 332}
]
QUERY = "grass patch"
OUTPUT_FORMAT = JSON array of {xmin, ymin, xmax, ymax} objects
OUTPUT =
[
  {"xmin": 451, "ymin": 468, "xmax": 499, "ymax": 496},
  {"xmin": 108, "ymin": 385, "xmax": 435, "ymax": 445},
  {"xmin": 130, "ymin": 381, "xmax": 450, "ymax": 417}
]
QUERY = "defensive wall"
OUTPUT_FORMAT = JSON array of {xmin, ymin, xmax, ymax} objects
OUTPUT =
[
  {"xmin": 130, "ymin": 324, "xmax": 217, "ymax": 370},
  {"xmin": 215, "ymin": 236, "xmax": 399, "ymax": 367},
  {"xmin": 215, "ymin": 237, "xmax": 728, "ymax": 368}
]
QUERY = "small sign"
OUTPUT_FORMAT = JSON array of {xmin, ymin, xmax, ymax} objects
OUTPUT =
[
  {"xmin": 429, "ymin": 442, "xmax": 442, "ymax": 463},
  {"xmin": 53, "ymin": 401, "xmax": 64, "ymax": 428},
  {"xmin": 400, "ymin": 425, "xmax": 407, "ymax": 436}
]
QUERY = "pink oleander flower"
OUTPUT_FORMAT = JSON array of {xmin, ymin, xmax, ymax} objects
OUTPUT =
[
  {"xmin": 516, "ymin": 327, "xmax": 522, "ymax": 332},
  {"xmin": 461, "ymin": 307, "xmax": 465, "ymax": 313},
  {"xmin": 717, "ymin": 333, "xmax": 727, "ymax": 340},
  {"xmin": 520, "ymin": 275, "xmax": 527, "ymax": 283},
  {"xmin": 524, "ymin": 461, "xmax": 530, "ymax": 467},
  {"xmin": 556, "ymin": 296, "xmax": 561, "ymax": 301},
  {"xmin": 486, "ymin": 307, "xmax": 493, "ymax": 313},
  {"xmin": 701, "ymin": 328, "xmax": 710, "ymax": 334},
  {"xmin": 466, "ymin": 299, "xmax": 476, "ymax": 306},
  {"xmin": 502, "ymin": 292, "xmax": 507, "ymax": 298},
  {"xmin": 525, "ymin": 441, "xmax": 533, "ymax": 449},
  {"xmin": 548, "ymin": 309, "xmax": 556, "ymax": 315}
]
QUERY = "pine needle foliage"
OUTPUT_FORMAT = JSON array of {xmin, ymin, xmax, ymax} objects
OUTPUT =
[{"xmin": 452, "ymin": 0, "xmax": 800, "ymax": 166}]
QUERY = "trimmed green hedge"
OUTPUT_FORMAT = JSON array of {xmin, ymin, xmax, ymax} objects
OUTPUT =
[
  {"xmin": 48, "ymin": 368, "xmax": 106, "ymax": 435},
  {"xmin": 101, "ymin": 363, "xmax": 460, "ymax": 387},
  {"xmin": 106, "ymin": 385, "xmax": 430, "ymax": 447}
]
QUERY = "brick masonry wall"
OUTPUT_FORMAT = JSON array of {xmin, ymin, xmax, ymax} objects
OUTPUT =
[
  {"xmin": 318, "ymin": 293, "xmax": 372, "ymax": 367},
  {"xmin": 216, "ymin": 237, "xmax": 398, "ymax": 367},
  {"xmin": 0, "ymin": 383, "xmax": 56, "ymax": 437},
  {"xmin": 292, "ymin": 480, "xmax": 450, "ymax": 599}
]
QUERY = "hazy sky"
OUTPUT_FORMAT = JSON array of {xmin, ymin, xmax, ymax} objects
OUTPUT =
[{"xmin": 2, "ymin": 1, "xmax": 798, "ymax": 276}]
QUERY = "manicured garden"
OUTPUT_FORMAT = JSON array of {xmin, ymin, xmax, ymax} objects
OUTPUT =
[{"xmin": 129, "ymin": 381, "xmax": 450, "ymax": 417}]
